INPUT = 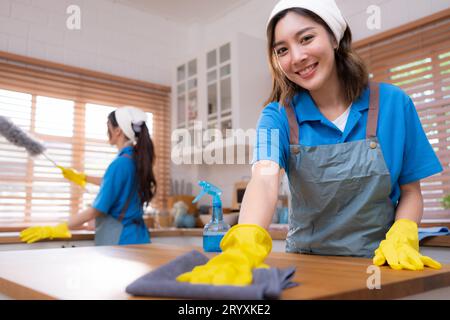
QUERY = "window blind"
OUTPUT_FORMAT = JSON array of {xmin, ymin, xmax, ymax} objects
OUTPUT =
[
  {"xmin": 355, "ymin": 9, "xmax": 450, "ymax": 221},
  {"xmin": 0, "ymin": 51, "xmax": 170, "ymax": 225}
]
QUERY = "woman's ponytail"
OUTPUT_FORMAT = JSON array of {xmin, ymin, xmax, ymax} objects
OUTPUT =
[{"xmin": 133, "ymin": 123, "xmax": 157, "ymax": 208}]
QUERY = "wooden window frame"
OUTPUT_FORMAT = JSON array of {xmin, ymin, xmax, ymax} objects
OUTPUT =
[
  {"xmin": 0, "ymin": 51, "xmax": 171, "ymax": 227},
  {"xmin": 354, "ymin": 8, "xmax": 450, "ymax": 222}
]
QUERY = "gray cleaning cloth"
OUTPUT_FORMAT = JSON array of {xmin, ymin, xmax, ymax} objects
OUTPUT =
[
  {"xmin": 418, "ymin": 227, "xmax": 450, "ymax": 241},
  {"xmin": 126, "ymin": 250, "xmax": 298, "ymax": 300}
]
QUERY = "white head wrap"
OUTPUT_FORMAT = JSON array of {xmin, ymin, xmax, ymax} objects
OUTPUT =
[
  {"xmin": 115, "ymin": 106, "xmax": 147, "ymax": 143},
  {"xmin": 267, "ymin": 0, "xmax": 347, "ymax": 43}
]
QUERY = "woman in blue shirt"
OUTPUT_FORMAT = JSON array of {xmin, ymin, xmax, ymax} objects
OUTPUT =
[
  {"xmin": 177, "ymin": 0, "xmax": 443, "ymax": 286},
  {"xmin": 20, "ymin": 106, "xmax": 157, "ymax": 246}
]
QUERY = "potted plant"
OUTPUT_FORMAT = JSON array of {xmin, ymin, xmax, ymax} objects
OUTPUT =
[{"xmin": 443, "ymin": 194, "xmax": 450, "ymax": 210}]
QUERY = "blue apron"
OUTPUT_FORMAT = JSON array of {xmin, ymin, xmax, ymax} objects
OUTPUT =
[
  {"xmin": 94, "ymin": 154, "xmax": 150, "ymax": 246},
  {"xmin": 284, "ymin": 82, "xmax": 395, "ymax": 257}
]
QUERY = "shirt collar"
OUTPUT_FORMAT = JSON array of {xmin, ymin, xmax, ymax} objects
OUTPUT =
[
  {"xmin": 118, "ymin": 145, "xmax": 133, "ymax": 156},
  {"xmin": 351, "ymin": 86, "xmax": 370, "ymax": 112},
  {"xmin": 293, "ymin": 86, "xmax": 370, "ymax": 124}
]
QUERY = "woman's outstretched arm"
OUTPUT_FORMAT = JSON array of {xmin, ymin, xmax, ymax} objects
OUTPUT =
[{"xmin": 238, "ymin": 160, "xmax": 284, "ymax": 229}]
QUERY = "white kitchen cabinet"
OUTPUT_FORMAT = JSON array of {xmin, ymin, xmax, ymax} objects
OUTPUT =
[
  {"xmin": 172, "ymin": 33, "xmax": 272, "ymax": 159},
  {"xmin": 205, "ymin": 33, "xmax": 272, "ymax": 135},
  {"xmin": 206, "ymin": 43, "xmax": 232, "ymax": 136},
  {"xmin": 222, "ymin": 33, "xmax": 271, "ymax": 134},
  {"xmin": 176, "ymin": 58, "xmax": 198, "ymax": 130}
]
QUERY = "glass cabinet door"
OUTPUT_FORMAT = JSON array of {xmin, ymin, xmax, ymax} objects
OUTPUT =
[
  {"xmin": 187, "ymin": 59, "xmax": 198, "ymax": 126},
  {"xmin": 220, "ymin": 118, "xmax": 232, "ymax": 138},
  {"xmin": 219, "ymin": 43, "xmax": 231, "ymax": 64},
  {"xmin": 177, "ymin": 59, "xmax": 198, "ymax": 128},
  {"xmin": 220, "ymin": 77, "xmax": 231, "ymax": 112},
  {"xmin": 207, "ymin": 83, "xmax": 217, "ymax": 120},
  {"xmin": 177, "ymin": 94, "xmax": 185, "ymax": 126},
  {"xmin": 206, "ymin": 43, "xmax": 232, "ymax": 131},
  {"xmin": 207, "ymin": 50, "xmax": 217, "ymax": 69},
  {"xmin": 177, "ymin": 65, "xmax": 186, "ymax": 82},
  {"xmin": 188, "ymin": 91, "xmax": 197, "ymax": 121}
]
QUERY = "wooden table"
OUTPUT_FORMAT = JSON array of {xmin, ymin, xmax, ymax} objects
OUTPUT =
[{"xmin": 1, "ymin": 243, "xmax": 449, "ymax": 300}]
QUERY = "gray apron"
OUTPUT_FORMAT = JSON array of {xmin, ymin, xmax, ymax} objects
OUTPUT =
[
  {"xmin": 285, "ymin": 82, "xmax": 395, "ymax": 257},
  {"xmin": 95, "ymin": 188, "xmax": 134, "ymax": 246}
]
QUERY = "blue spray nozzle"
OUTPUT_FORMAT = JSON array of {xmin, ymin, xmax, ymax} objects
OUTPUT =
[
  {"xmin": 193, "ymin": 181, "xmax": 222, "ymax": 207},
  {"xmin": 195, "ymin": 180, "xmax": 229, "ymax": 253}
]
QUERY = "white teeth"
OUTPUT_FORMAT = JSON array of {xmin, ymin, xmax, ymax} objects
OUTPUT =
[{"xmin": 299, "ymin": 63, "xmax": 317, "ymax": 76}]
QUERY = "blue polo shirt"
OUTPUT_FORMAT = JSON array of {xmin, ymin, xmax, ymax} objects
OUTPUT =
[
  {"xmin": 252, "ymin": 83, "xmax": 443, "ymax": 206},
  {"xmin": 92, "ymin": 145, "xmax": 149, "ymax": 244}
]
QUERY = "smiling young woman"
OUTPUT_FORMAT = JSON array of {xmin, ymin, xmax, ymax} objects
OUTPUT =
[
  {"xmin": 175, "ymin": 0, "xmax": 444, "ymax": 287},
  {"xmin": 266, "ymin": 6, "xmax": 368, "ymax": 118}
]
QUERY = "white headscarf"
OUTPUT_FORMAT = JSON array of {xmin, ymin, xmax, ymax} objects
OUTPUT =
[
  {"xmin": 115, "ymin": 106, "xmax": 147, "ymax": 143},
  {"xmin": 267, "ymin": 0, "xmax": 347, "ymax": 43}
]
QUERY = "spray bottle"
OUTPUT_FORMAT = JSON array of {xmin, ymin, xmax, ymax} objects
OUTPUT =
[{"xmin": 193, "ymin": 181, "xmax": 230, "ymax": 252}]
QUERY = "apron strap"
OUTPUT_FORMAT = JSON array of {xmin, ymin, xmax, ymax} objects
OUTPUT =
[
  {"xmin": 285, "ymin": 103, "xmax": 299, "ymax": 145},
  {"xmin": 118, "ymin": 192, "xmax": 133, "ymax": 222},
  {"xmin": 366, "ymin": 82, "xmax": 380, "ymax": 139},
  {"xmin": 285, "ymin": 82, "xmax": 380, "ymax": 144},
  {"xmin": 118, "ymin": 152, "xmax": 135, "ymax": 222}
]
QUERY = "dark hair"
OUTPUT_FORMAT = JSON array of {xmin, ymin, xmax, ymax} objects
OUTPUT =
[
  {"xmin": 265, "ymin": 8, "xmax": 368, "ymax": 108},
  {"xmin": 108, "ymin": 111, "xmax": 157, "ymax": 208}
]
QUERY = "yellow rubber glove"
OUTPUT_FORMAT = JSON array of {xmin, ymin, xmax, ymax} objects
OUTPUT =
[
  {"xmin": 373, "ymin": 219, "xmax": 441, "ymax": 270},
  {"xmin": 176, "ymin": 224, "xmax": 272, "ymax": 286},
  {"xmin": 20, "ymin": 222, "xmax": 72, "ymax": 244},
  {"xmin": 58, "ymin": 166, "xmax": 86, "ymax": 188}
]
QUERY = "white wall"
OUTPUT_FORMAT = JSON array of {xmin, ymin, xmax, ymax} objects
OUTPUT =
[
  {"xmin": 182, "ymin": 0, "xmax": 450, "ymax": 55},
  {"xmin": 0, "ymin": 0, "xmax": 189, "ymax": 85},
  {"xmin": 338, "ymin": 0, "xmax": 450, "ymax": 41},
  {"xmin": 1, "ymin": 0, "xmax": 448, "ymax": 85}
]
